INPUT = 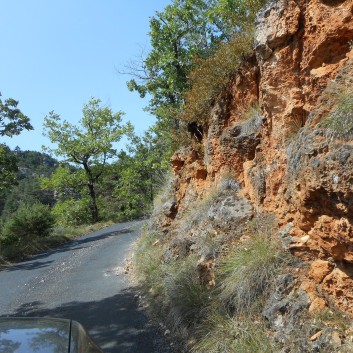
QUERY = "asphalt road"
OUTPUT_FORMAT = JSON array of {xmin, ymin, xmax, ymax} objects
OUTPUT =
[{"xmin": 0, "ymin": 221, "xmax": 172, "ymax": 353}]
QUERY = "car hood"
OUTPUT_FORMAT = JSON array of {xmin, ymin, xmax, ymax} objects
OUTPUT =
[{"xmin": 0, "ymin": 317, "xmax": 103, "ymax": 353}]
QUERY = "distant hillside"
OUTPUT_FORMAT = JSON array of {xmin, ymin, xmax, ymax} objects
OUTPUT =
[{"xmin": 0, "ymin": 149, "xmax": 60, "ymax": 218}]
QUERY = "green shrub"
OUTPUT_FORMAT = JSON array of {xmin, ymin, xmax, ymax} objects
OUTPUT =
[
  {"xmin": 1, "ymin": 203, "xmax": 54, "ymax": 244},
  {"xmin": 180, "ymin": 31, "xmax": 255, "ymax": 125},
  {"xmin": 51, "ymin": 198, "xmax": 92, "ymax": 226}
]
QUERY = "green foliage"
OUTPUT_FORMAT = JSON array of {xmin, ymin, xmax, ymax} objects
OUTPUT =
[
  {"xmin": 43, "ymin": 97, "xmax": 132, "ymax": 223},
  {"xmin": 0, "ymin": 144, "xmax": 18, "ymax": 190},
  {"xmin": 180, "ymin": 33, "xmax": 255, "ymax": 124},
  {"xmin": 127, "ymin": 0, "xmax": 260, "ymax": 154},
  {"xmin": 51, "ymin": 198, "xmax": 92, "ymax": 226},
  {"xmin": 0, "ymin": 94, "xmax": 32, "ymax": 190},
  {"xmin": 0, "ymin": 95, "xmax": 32, "ymax": 137},
  {"xmin": 126, "ymin": 0, "xmax": 267, "ymax": 154},
  {"xmin": 1, "ymin": 203, "xmax": 54, "ymax": 245},
  {"xmin": 15, "ymin": 149, "xmax": 58, "ymax": 177},
  {"xmin": 212, "ymin": 0, "xmax": 268, "ymax": 38},
  {"xmin": 113, "ymin": 127, "xmax": 172, "ymax": 220},
  {"xmin": 0, "ymin": 150, "xmax": 60, "ymax": 218},
  {"xmin": 127, "ymin": 0, "xmax": 226, "ymax": 111},
  {"xmin": 40, "ymin": 165, "xmax": 84, "ymax": 199},
  {"xmin": 43, "ymin": 98, "xmax": 129, "ymax": 165}
]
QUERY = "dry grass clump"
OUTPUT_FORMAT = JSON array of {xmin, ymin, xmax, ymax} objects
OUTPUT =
[
  {"xmin": 163, "ymin": 254, "xmax": 211, "ymax": 333},
  {"xmin": 323, "ymin": 90, "xmax": 353, "ymax": 140},
  {"xmin": 217, "ymin": 173, "xmax": 239, "ymax": 192},
  {"xmin": 315, "ymin": 58, "xmax": 353, "ymax": 139},
  {"xmin": 217, "ymin": 214, "xmax": 292, "ymax": 315},
  {"xmin": 133, "ymin": 212, "xmax": 293, "ymax": 351},
  {"xmin": 132, "ymin": 228, "xmax": 165, "ymax": 295},
  {"xmin": 133, "ymin": 228, "xmax": 211, "ymax": 346},
  {"xmin": 219, "ymin": 232, "xmax": 288, "ymax": 313},
  {"xmin": 192, "ymin": 314, "xmax": 276, "ymax": 353},
  {"xmin": 239, "ymin": 102, "xmax": 263, "ymax": 135},
  {"xmin": 191, "ymin": 214, "xmax": 288, "ymax": 352}
]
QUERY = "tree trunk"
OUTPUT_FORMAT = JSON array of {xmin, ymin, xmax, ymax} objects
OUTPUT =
[
  {"xmin": 87, "ymin": 181, "xmax": 99, "ymax": 223},
  {"xmin": 83, "ymin": 162, "xmax": 99, "ymax": 223}
]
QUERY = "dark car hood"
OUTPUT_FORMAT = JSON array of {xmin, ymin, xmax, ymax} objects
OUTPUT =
[{"xmin": 0, "ymin": 317, "xmax": 103, "ymax": 353}]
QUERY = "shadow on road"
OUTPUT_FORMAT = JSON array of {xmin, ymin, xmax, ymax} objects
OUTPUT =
[
  {"xmin": 4, "ymin": 260, "xmax": 54, "ymax": 272},
  {"xmin": 3, "ymin": 228, "xmax": 133, "ymax": 273},
  {"xmin": 1, "ymin": 286, "xmax": 172, "ymax": 353}
]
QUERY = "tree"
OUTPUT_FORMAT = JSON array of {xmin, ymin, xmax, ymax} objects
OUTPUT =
[
  {"xmin": 112, "ymin": 126, "xmax": 172, "ymax": 220},
  {"xmin": 43, "ymin": 98, "xmax": 132, "ymax": 223},
  {"xmin": 0, "ymin": 144, "xmax": 18, "ymax": 190},
  {"xmin": 0, "ymin": 94, "xmax": 32, "ymax": 137},
  {"xmin": 125, "ymin": 0, "xmax": 225, "ymax": 128},
  {"xmin": 125, "ymin": 0, "xmax": 266, "ymax": 156},
  {"xmin": 0, "ymin": 94, "xmax": 32, "ymax": 189}
]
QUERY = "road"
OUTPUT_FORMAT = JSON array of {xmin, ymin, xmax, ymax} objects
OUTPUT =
[{"xmin": 0, "ymin": 221, "xmax": 172, "ymax": 353}]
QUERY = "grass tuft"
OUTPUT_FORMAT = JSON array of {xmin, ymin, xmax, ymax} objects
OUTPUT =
[
  {"xmin": 322, "ymin": 91, "xmax": 353, "ymax": 140},
  {"xmin": 192, "ymin": 313, "xmax": 276, "ymax": 353},
  {"xmin": 218, "ymin": 215, "xmax": 290, "ymax": 314}
]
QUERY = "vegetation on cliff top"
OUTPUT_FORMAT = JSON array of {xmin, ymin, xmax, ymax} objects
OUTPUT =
[{"xmin": 126, "ymin": 0, "xmax": 267, "ymax": 150}]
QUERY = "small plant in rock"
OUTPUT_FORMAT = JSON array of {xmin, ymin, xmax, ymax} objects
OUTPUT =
[
  {"xmin": 286, "ymin": 112, "xmax": 307, "ymax": 141},
  {"xmin": 217, "ymin": 173, "xmax": 239, "ymax": 192},
  {"xmin": 323, "ymin": 91, "xmax": 353, "ymax": 140},
  {"xmin": 240, "ymin": 102, "xmax": 263, "ymax": 136}
]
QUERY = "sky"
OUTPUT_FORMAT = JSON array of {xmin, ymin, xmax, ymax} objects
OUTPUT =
[{"xmin": 0, "ymin": 0, "xmax": 171, "ymax": 152}]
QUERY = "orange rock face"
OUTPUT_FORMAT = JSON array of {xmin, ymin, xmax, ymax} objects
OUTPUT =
[{"xmin": 168, "ymin": 0, "xmax": 353, "ymax": 314}]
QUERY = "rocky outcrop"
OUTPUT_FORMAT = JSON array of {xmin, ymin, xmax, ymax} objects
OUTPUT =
[{"xmin": 163, "ymin": 0, "xmax": 353, "ymax": 316}]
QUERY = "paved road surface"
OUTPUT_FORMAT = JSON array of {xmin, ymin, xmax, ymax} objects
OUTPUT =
[{"xmin": 0, "ymin": 221, "xmax": 172, "ymax": 353}]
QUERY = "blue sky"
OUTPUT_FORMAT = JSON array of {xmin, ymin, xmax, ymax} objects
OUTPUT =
[{"xmin": 0, "ymin": 0, "xmax": 171, "ymax": 152}]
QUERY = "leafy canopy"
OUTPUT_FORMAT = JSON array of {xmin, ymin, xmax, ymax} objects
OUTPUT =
[
  {"xmin": 0, "ymin": 95, "xmax": 32, "ymax": 137},
  {"xmin": 126, "ymin": 0, "xmax": 267, "ymax": 153},
  {"xmin": 43, "ymin": 98, "xmax": 131, "ymax": 166},
  {"xmin": 43, "ymin": 97, "xmax": 132, "ymax": 223}
]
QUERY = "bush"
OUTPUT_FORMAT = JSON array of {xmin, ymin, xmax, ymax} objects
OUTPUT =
[
  {"xmin": 51, "ymin": 198, "xmax": 92, "ymax": 226},
  {"xmin": 180, "ymin": 31, "xmax": 255, "ymax": 125},
  {"xmin": 1, "ymin": 203, "xmax": 54, "ymax": 244}
]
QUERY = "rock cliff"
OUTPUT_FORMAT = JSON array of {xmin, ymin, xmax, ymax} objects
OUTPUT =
[{"xmin": 165, "ymin": 0, "xmax": 353, "ymax": 316}]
